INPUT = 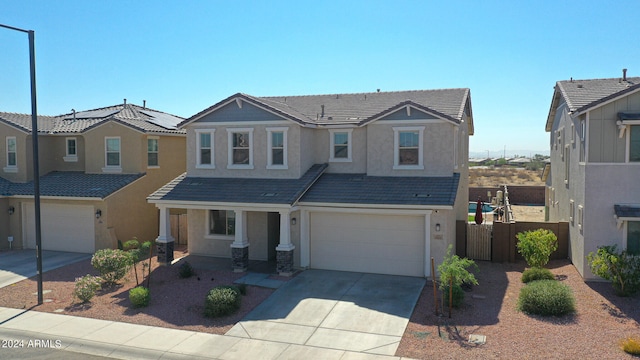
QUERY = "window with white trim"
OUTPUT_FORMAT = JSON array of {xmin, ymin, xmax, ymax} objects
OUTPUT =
[
  {"xmin": 580, "ymin": 120, "xmax": 586, "ymax": 162},
  {"xmin": 227, "ymin": 128, "xmax": 253, "ymax": 169},
  {"xmin": 393, "ymin": 126, "xmax": 424, "ymax": 169},
  {"xmin": 454, "ymin": 128, "xmax": 459, "ymax": 169},
  {"xmin": 147, "ymin": 137, "xmax": 159, "ymax": 167},
  {"xmin": 105, "ymin": 137, "xmax": 121, "ymax": 168},
  {"xmin": 266, "ymin": 127, "xmax": 288, "ymax": 168},
  {"xmin": 569, "ymin": 200, "xmax": 575, "ymax": 225},
  {"xmin": 329, "ymin": 129, "xmax": 352, "ymax": 162},
  {"xmin": 627, "ymin": 221, "xmax": 640, "ymax": 255},
  {"xmin": 64, "ymin": 137, "xmax": 78, "ymax": 162},
  {"xmin": 577, "ymin": 205, "xmax": 583, "ymax": 231},
  {"xmin": 6, "ymin": 137, "xmax": 17, "ymax": 169},
  {"xmin": 196, "ymin": 129, "xmax": 215, "ymax": 168},
  {"xmin": 630, "ymin": 125, "xmax": 640, "ymax": 162},
  {"xmin": 209, "ymin": 210, "xmax": 235, "ymax": 236},
  {"xmin": 564, "ymin": 145, "xmax": 570, "ymax": 185}
]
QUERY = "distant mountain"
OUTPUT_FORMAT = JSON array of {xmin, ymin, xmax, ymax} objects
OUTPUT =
[{"xmin": 469, "ymin": 150, "xmax": 549, "ymax": 159}]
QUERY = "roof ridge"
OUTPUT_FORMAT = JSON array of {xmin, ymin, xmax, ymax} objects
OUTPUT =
[
  {"xmin": 259, "ymin": 88, "xmax": 469, "ymax": 99},
  {"xmin": 558, "ymin": 76, "xmax": 640, "ymax": 83}
]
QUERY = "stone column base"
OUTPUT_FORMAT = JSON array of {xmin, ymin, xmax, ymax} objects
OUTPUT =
[
  {"xmin": 277, "ymin": 249, "xmax": 294, "ymax": 276},
  {"xmin": 232, "ymin": 246, "xmax": 249, "ymax": 272},
  {"xmin": 156, "ymin": 240, "xmax": 174, "ymax": 265}
]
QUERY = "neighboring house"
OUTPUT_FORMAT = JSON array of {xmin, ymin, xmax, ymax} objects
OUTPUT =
[
  {"xmin": 149, "ymin": 89, "xmax": 473, "ymax": 277},
  {"xmin": 545, "ymin": 70, "xmax": 640, "ymax": 279},
  {"xmin": 0, "ymin": 101, "xmax": 186, "ymax": 253}
]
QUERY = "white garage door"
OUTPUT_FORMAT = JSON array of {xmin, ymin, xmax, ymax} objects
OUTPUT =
[
  {"xmin": 310, "ymin": 212, "xmax": 425, "ymax": 277},
  {"xmin": 24, "ymin": 204, "xmax": 95, "ymax": 253}
]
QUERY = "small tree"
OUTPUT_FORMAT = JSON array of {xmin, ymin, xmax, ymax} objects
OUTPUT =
[
  {"xmin": 438, "ymin": 245, "xmax": 478, "ymax": 312},
  {"xmin": 91, "ymin": 249, "xmax": 134, "ymax": 285},
  {"xmin": 124, "ymin": 238, "xmax": 153, "ymax": 287},
  {"xmin": 587, "ymin": 245, "xmax": 640, "ymax": 296},
  {"xmin": 516, "ymin": 229, "xmax": 558, "ymax": 268}
]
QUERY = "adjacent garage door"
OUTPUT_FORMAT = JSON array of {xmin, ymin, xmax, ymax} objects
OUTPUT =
[
  {"xmin": 310, "ymin": 212, "xmax": 425, "ymax": 277},
  {"xmin": 24, "ymin": 204, "xmax": 95, "ymax": 253}
]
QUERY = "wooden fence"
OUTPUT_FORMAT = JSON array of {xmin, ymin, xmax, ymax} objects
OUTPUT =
[
  {"xmin": 456, "ymin": 220, "xmax": 569, "ymax": 263},
  {"xmin": 466, "ymin": 224, "xmax": 492, "ymax": 261},
  {"xmin": 170, "ymin": 214, "xmax": 188, "ymax": 245}
]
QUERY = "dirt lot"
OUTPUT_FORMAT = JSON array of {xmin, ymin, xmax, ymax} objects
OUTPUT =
[{"xmin": 469, "ymin": 167, "xmax": 544, "ymax": 187}]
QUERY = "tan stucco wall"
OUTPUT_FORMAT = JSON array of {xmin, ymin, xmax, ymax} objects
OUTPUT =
[
  {"xmin": 0, "ymin": 198, "xmax": 9, "ymax": 250},
  {"xmin": 39, "ymin": 136, "xmax": 86, "ymax": 173},
  {"xmin": 1, "ymin": 126, "xmax": 30, "ymax": 183},
  {"xmin": 83, "ymin": 122, "xmax": 145, "ymax": 174}
]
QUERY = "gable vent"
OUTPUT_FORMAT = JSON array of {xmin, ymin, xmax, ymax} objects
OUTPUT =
[
  {"xmin": 414, "ymin": 193, "xmax": 431, "ymax": 198},
  {"xmin": 261, "ymin": 192, "xmax": 278, "ymax": 197}
]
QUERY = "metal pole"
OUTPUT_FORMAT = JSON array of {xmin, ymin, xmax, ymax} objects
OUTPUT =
[{"xmin": 0, "ymin": 24, "xmax": 43, "ymax": 305}]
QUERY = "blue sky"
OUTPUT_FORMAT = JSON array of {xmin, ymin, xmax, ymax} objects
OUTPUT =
[{"xmin": 1, "ymin": 1, "xmax": 639, "ymax": 156}]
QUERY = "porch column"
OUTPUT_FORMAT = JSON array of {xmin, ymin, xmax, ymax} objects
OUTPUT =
[
  {"xmin": 231, "ymin": 210, "xmax": 249, "ymax": 272},
  {"xmin": 156, "ymin": 205, "xmax": 175, "ymax": 265},
  {"xmin": 300, "ymin": 210, "xmax": 310, "ymax": 268},
  {"xmin": 276, "ymin": 210, "xmax": 295, "ymax": 276},
  {"xmin": 424, "ymin": 211, "xmax": 432, "ymax": 278}
]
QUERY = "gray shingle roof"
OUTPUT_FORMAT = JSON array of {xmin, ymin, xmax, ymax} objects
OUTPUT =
[
  {"xmin": 0, "ymin": 103, "xmax": 186, "ymax": 135},
  {"xmin": 0, "ymin": 177, "xmax": 11, "ymax": 196},
  {"xmin": 148, "ymin": 164, "xmax": 328, "ymax": 205},
  {"xmin": 300, "ymin": 173, "xmax": 460, "ymax": 207},
  {"xmin": 6, "ymin": 172, "xmax": 144, "ymax": 198},
  {"xmin": 614, "ymin": 204, "xmax": 640, "ymax": 218},
  {"xmin": 182, "ymin": 89, "xmax": 471, "ymax": 127},
  {"xmin": 556, "ymin": 77, "xmax": 640, "ymax": 114}
]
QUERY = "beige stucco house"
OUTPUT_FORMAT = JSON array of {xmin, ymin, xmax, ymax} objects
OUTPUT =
[
  {"xmin": 149, "ymin": 90, "xmax": 473, "ymax": 277},
  {"xmin": 0, "ymin": 101, "xmax": 185, "ymax": 253},
  {"xmin": 545, "ymin": 70, "xmax": 640, "ymax": 279}
]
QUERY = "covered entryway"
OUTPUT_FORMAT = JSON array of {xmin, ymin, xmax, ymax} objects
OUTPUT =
[
  {"xmin": 309, "ymin": 212, "xmax": 426, "ymax": 277},
  {"xmin": 24, "ymin": 203, "xmax": 95, "ymax": 253}
]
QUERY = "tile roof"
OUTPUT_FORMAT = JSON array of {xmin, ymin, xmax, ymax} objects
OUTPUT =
[
  {"xmin": 299, "ymin": 173, "xmax": 460, "ymax": 207},
  {"xmin": 556, "ymin": 77, "xmax": 640, "ymax": 114},
  {"xmin": 614, "ymin": 204, "xmax": 640, "ymax": 218},
  {"xmin": 183, "ymin": 89, "xmax": 471, "ymax": 127},
  {"xmin": 0, "ymin": 177, "xmax": 11, "ymax": 197},
  {"xmin": 148, "ymin": 164, "xmax": 328, "ymax": 205},
  {"xmin": 0, "ymin": 103, "xmax": 186, "ymax": 135},
  {"xmin": 6, "ymin": 172, "xmax": 144, "ymax": 198}
]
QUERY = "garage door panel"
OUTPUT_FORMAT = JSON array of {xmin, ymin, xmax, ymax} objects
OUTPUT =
[
  {"xmin": 24, "ymin": 204, "xmax": 95, "ymax": 253},
  {"xmin": 310, "ymin": 212, "xmax": 424, "ymax": 277}
]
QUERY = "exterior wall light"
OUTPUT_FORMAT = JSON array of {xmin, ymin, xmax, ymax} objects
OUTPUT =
[
  {"xmin": 291, "ymin": 217, "xmax": 296, "ymax": 225},
  {"xmin": 435, "ymin": 223, "xmax": 441, "ymax": 232},
  {"xmin": 8, "ymin": 206, "xmax": 15, "ymax": 215},
  {"xmin": 95, "ymin": 209, "xmax": 102, "ymax": 219}
]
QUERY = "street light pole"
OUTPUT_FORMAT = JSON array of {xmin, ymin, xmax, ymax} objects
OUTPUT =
[{"xmin": 0, "ymin": 23, "xmax": 43, "ymax": 305}]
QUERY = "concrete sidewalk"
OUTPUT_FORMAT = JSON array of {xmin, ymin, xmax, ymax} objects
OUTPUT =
[{"xmin": 0, "ymin": 307, "xmax": 417, "ymax": 359}]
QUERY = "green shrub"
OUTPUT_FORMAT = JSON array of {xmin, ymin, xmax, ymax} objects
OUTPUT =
[
  {"xmin": 587, "ymin": 245, "xmax": 640, "ymax": 296},
  {"xmin": 517, "ymin": 280, "xmax": 575, "ymax": 316},
  {"xmin": 91, "ymin": 249, "xmax": 134, "ymax": 285},
  {"xmin": 129, "ymin": 286, "xmax": 150, "ymax": 308},
  {"xmin": 442, "ymin": 284, "xmax": 464, "ymax": 308},
  {"xmin": 522, "ymin": 267, "xmax": 555, "ymax": 283},
  {"xmin": 178, "ymin": 261, "xmax": 195, "ymax": 278},
  {"xmin": 73, "ymin": 274, "xmax": 102, "ymax": 303},
  {"xmin": 204, "ymin": 285, "xmax": 241, "ymax": 318},
  {"xmin": 620, "ymin": 337, "xmax": 640, "ymax": 355},
  {"xmin": 516, "ymin": 229, "xmax": 558, "ymax": 268},
  {"xmin": 438, "ymin": 244, "xmax": 479, "ymax": 289}
]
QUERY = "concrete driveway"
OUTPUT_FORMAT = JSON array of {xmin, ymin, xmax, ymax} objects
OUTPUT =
[
  {"xmin": 0, "ymin": 250, "xmax": 91, "ymax": 288},
  {"xmin": 227, "ymin": 270, "xmax": 425, "ymax": 357}
]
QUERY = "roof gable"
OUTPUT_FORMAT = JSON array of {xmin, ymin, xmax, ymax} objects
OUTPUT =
[{"xmin": 192, "ymin": 97, "xmax": 292, "ymax": 124}]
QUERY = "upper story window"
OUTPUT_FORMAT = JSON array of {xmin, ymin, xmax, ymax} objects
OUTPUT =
[
  {"xmin": 4, "ymin": 136, "xmax": 17, "ymax": 173},
  {"xmin": 64, "ymin": 137, "xmax": 78, "ymax": 162},
  {"xmin": 627, "ymin": 221, "xmax": 640, "ymax": 255},
  {"xmin": 209, "ymin": 210, "xmax": 235, "ymax": 236},
  {"xmin": 103, "ymin": 137, "xmax": 122, "ymax": 172},
  {"xmin": 393, "ymin": 126, "xmax": 424, "ymax": 169},
  {"xmin": 630, "ymin": 125, "xmax": 640, "ymax": 162},
  {"xmin": 266, "ymin": 127, "xmax": 288, "ymax": 169},
  {"xmin": 147, "ymin": 137, "xmax": 159, "ymax": 167},
  {"xmin": 196, "ymin": 129, "xmax": 215, "ymax": 169},
  {"xmin": 329, "ymin": 129, "xmax": 352, "ymax": 162},
  {"xmin": 227, "ymin": 128, "xmax": 254, "ymax": 169}
]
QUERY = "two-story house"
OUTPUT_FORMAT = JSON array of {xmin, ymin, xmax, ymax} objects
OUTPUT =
[
  {"xmin": 0, "ymin": 101, "xmax": 185, "ymax": 253},
  {"xmin": 149, "ymin": 89, "xmax": 473, "ymax": 277},
  {"xmin": 545, "ymin": 70, "xmax": 640, "ymax": 279}
]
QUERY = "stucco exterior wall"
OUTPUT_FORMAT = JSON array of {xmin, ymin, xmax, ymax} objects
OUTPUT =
[
  {"xmin": 0, "ymin": 198, "xmax": 9, "ymax": 250},
  {"xmin": 313, "ymin": 127, "xmax": 367, "ymax": 174},
  {"xmin": 1, "ymin": 127, "xmax": 29, "ymax": 183},
  {"xmin": 83, "ymin": 122, "xmax": 145, "ymax": 174}
]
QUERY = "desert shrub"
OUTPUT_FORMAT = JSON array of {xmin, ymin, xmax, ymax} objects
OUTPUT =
[
  {"xmin": 517, "ymin": 280, "xmax": 575, "ymax": 316},
  {"xmin": 178, "ymin": 261, "xmax": 195, "ymax": 278},
  {"xmin": 522, "ymin": 267, "xmax": 555, "ymax": 283},
  {"xmin": 204, "ymin": 285, "xmax": 241, "ymax": 318},
  {"xmin": 442, "ymin": 284, "xmax": 465, "ymax": 308},
  {"xmin": 516, "ymin": 229, "xmax": 558, "ymax": 268},
  {"xmin": 129, "ymin": 286, "xmax": 150, "ymax": 308},
  {"xmin": 73, "ymin": 274, "xmax": 102, "ymax": 303},
  {"xmin": 91, "ymin": 249, "xmax": 134, "ymax": 285},
  {"xmin": 587, "ymin": 245, "xmax": 640, "ymax": 296},
  {"xmin": 438, "ymin": 245, "xmax": 478, "ymax": 310},
  {"xmin": 620, "ymin": 337, "xmax": 640, "ymax": 355}
]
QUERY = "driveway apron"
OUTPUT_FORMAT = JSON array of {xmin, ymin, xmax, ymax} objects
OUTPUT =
[
  {"xmin": 226, "ymin": 269, "xmax": 425, "ymax": 356},
  {"xmin": 0, "ymin": 250, "xmax": 91, "ymax": 288}
]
